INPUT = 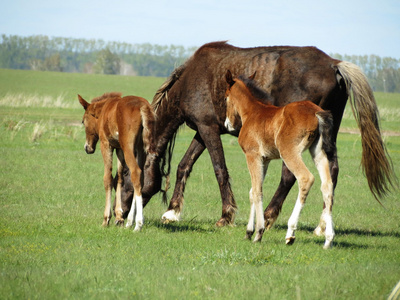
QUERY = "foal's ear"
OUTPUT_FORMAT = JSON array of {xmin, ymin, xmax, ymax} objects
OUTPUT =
[
  {"xmin": 249, "ymin": 71, "xmax": 257, "ymax": 80},
  {"xmin": 225, "ymin": 70, "xmax": 235, "ymax": 87},
  {"xmin": 78, "ymin": 94, "xmax": 89, "ymax": 110}
]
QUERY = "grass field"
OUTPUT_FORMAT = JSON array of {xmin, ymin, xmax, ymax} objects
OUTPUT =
[{"xmin": 0, "ymin": 69, "xmax": 399, "ymax": 299}]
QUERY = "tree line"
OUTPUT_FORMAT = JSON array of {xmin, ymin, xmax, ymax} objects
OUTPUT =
[{"xmin": 1, "ymin": 34, "xmax": 399, "ymax": 92}]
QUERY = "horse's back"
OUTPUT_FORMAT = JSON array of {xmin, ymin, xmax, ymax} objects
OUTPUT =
[{"xmin": 174, "ymin": 42, "xmax": 341, "ymax": 127}]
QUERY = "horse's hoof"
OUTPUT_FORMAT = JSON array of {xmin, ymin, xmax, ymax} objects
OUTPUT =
[
  {"xmin": 244, "ymin": 230, "xmax": 254, "ymax": 240},
  {"xmin": 125, "ymin": 218, "xmax": 133, "ymax": 228},
  {"xmin": 313, "ymin": 226, "xmax": 324, "ymax": 236},
  {"xmin": 253, "ymin": 237, "xmax": 262, "ymax": 243},
  {"xmin": 264, "ymin": 217, "xmax": 277, "ymax": 231},
  {"xmin": 285, "ymin": 236, "xmax": 296, "ymax": 245},
  {"xmin": 102, "ymin": 219, "xmax": 110, "ymax": 227},
  {"xmin": 216, "ymin": 218, "xmax": 227, "ymax": 227},
  {"xmin": 115, "ymin": 219, "xmax": 124, "ymax": 227},
  {"xmin": 323, "ymin": 241, "xmax": 333, "ymax": 250},
  {"xmin": 161, "ymin": 210, "xmax": 180, "ymax": 224}
]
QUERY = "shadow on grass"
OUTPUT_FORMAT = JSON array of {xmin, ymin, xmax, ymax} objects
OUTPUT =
[
  {"xmin": 271, "ymin": 224, "xmax": 397, "ymax": 249},
  {"xmin": 147, "ymin": 217, "xmax": 219, "ymax": 233},
  {"xmin": 273, "ymin": 224, "xmax": 400, "ymax": 239}
]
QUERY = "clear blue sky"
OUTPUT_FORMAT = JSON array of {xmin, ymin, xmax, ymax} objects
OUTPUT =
[{"xmin": 2, "ymin": 0, "xmax": 400, "ymax": 58}]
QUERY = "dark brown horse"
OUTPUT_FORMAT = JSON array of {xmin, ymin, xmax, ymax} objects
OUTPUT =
[
  {"xmin": 225, "ymin": 71, "xmax": 336, "ymax": 248},
  {"xmin": 79, "ymin": 92, "xmax": 155, "ymax": 230},
  {"xmin": 121, "ymin": 41, "xmax": 395, "ymax": 229}
]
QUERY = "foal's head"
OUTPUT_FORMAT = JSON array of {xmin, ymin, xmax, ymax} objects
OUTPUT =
[
  {"xmin": 78, "ymin": 94, "xmax": 101, "ymax": 154},
  {"xmin": 224, "ymin": 70, "xmax": 258, "ymax": 133}
]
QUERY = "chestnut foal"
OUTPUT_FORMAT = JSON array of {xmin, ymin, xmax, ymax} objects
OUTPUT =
[
  {"xmin": 225, "ymin": 71, "xmax": 336, "ymax": 249},
  {"xmin": 79, "ymin": 92, "xmax": 155, "ymax": 231}
]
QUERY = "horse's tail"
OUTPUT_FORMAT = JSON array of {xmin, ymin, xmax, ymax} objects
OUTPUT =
[
  {"xmin": 335, "ymin": 61, "xmax": 397, "ymax": 200},
  {"xmin": 316, "ymin": 110, "xmax": 336, "ymax": 163}
]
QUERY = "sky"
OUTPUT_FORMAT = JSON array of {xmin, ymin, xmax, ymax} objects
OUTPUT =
[{"xmin": 2, "ymin": 0, "xmax": 400, "ymax": 58}]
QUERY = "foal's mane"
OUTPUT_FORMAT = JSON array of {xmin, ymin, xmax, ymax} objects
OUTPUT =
[
  {"xmin": 237, "ymin": 75, "xmax": 272, "ymax": 103},
  {"xmin": 91, "ymin": 92, "xmax": 122, "ymax": 103}
]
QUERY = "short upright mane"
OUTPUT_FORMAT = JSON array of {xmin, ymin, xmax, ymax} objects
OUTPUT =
[
  {"xmin": 237, "ymin": 75, "xmax": 271, "ymax": 103},
  {"xmin": 91, "ymin": 92, "xmax": 122, "ymax": 103}
]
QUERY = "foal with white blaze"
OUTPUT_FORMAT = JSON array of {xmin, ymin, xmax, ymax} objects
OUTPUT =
[
  {"xmin": 224, "ymin": 71, "xmax": 336, "ymax": 249},
  {"xmin": 79, "ymin": 92, "xmax": 155, "ymax": 231}
]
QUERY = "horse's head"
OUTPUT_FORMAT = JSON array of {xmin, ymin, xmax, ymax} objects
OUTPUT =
[
  {"xmin": 224, "ymin": 70, "xmax": 244, "ymax": 134},
  {"xmin": 78, "ymin": 94, "xmax": 99, "ymax": 154}
]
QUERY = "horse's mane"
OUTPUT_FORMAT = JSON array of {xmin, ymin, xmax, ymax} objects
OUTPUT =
[
  {"xmin": 152, "ymin": 63, "xmax": 187, "ymax": 111},
  {"xmin": 151, "ymin": 61, "xmax": 189, "ymax": 198},
  {"xmin": 91, "ymin": 92, "xmax": 122, "ymax": 103},
  {"xmin": 237, "ymin": 75, "xmax": 272, "ymax": 103}
]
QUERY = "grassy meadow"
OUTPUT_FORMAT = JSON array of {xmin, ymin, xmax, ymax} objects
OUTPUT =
[{"xmin": 0, "ymin": 68, "xmax": 399, "ymax": 299}]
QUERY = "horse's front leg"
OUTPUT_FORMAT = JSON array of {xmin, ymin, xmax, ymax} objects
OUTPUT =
[
  {"xmin": 197, "ymin": 125, "xmax": 237, "ymax": 226},
  {"xmin": 114, "ymin": 149, "xmax": 125, "ymax": 226},
  {"xmin": 264, "ymin": 162, "xmax": 296, "ymax": 230},
  {"xmin": 245, "ymin": 155, "xmax": 269, "ymax": 242},
  {"xmin": 101, "ymin": 144, "xmax": 114, "ymax": 227},
  {"xmin": 162, "ymin": 133, "xmax": 205, "ymax": 223}
]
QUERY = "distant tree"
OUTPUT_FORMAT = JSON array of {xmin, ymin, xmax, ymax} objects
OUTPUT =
[{"xmin": 93, "ymin": 48, "xmax": 120, "ymax": 75}]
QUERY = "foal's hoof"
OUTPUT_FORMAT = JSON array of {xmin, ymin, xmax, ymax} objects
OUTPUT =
[
  {"xmin": 102, "ymin": 219, "xmax": 110, "ymax": 227},
  {"xmin": 313, "ymin": 226, "xmax": 325, "ymax": 237},
  {"xmin": 115, "ymin": 219, "xmax": 124, "ymax": 227},
  {"xmin": 285, "ymin": 236, "xmax": 296, "ymax": 245},
  {"xmin": 244, "ymin": 231, "xmax": 254, "ymax": 240}
]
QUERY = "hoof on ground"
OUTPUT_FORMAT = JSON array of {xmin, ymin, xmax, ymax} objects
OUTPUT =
[
  {"xmin": 115, "ymin": 219, "xmax": 124, "ymax": 227},
  {"xmin": 244, "ymin": 231, "xmax": 254, "ymax": 240},
  {"xmin": 161, "ymin": 210, "xmax": 180, "ymax": 224},
  {"xmin": 215, "ymin": 218, "xmax": 228, "ymax": 227},
  {"xmin": 285, "ymin": 236, "xmax": 296, "ymax": 245},
  {"xmin": 313, "ymin": 226, "xmax": 325, "ymax": 237}
]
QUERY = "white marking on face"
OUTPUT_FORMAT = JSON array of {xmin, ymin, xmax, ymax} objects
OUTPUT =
[{"xmin": 224, "ymin": 118, "xmax": 235, "ymax": 132}]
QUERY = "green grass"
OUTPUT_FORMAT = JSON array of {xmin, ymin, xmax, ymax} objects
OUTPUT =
[{"xmin": 0, "ymin": 69, "xmax": 399, "ymax": 299}]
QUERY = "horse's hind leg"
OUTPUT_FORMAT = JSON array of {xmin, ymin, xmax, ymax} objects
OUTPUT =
[
  {"xmin": 264, "ymin": 162, "xmax": 296, "ymax": 230},
  {"xmin": 162, "ymin": 133, "xmax": 205, "ymax": 223},
  {"xmin": 311, "ymin": 144, "xmax": 335, "ymax": 249},
  {"xmin": 283, "ymin": 155, "xmax": 315, "ymax": 245},
  {"xmin": 113, "ymin": 149, "xmax": 125, "ymax": 226},
  {"xmin": 101, "ymin": 143, "xmax": 114, "ymax": 227},
  {"xmin": 121, "ymin": 140, "xmax": 144, "ymax": 231}
]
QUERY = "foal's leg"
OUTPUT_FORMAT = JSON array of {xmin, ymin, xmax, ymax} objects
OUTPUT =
[
  {"xmin": 245, "ymin": 155, "xmax": 269, "ymax": 242},
  {"xmin": 114, "ymin": 149, "xmax": 125, "ymax": 226},
  {"xmin": 101, "ymin": 143, "xmax": 114, "ymax": 227},
  {"xmin": 162, "ymin": 133, "xmax": 206, "ymax": 223},
  {"xmin": 120, "ymin": 137, "xmax": 144, "ymax": 231},
  {"xmin": 311, "ymin": 146, "xmax": 335, "ymax": 249},
  {"xmin": 264, "ymin": 162, "xmax": 297, "ymax": 230},
  {"xmin": 283, "ymin": 155, "xmax": 315, "ymax": 245}
]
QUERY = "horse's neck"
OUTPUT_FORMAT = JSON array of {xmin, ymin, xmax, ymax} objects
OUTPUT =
[{"xmin": 236, "ymin": 94, "xmax": 264, "ymax": 121}]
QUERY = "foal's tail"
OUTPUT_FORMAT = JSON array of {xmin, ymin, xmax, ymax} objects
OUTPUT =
[
  {"xmin": 140, "ymin": 104, "xmax": 156, "ymax": 155},
  {"xmin": 335, "ymin": 61, "xmax": 397, "ymax": 200},
  {"xmin": 316, "ymin": 111, "xmax": 336, "ymax": 163}
]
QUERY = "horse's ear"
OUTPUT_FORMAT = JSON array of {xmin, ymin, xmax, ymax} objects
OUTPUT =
[
  {"xmin": 225, "ymin": 70, "xmax": 235, "ymax": 87},
  {"xmin": 249, "ymin": 71, "xmax": 257, "ymax": 80},
  {"xmin": 78, "ymin": 94, "xmax": 89, "ymax": 110}
]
